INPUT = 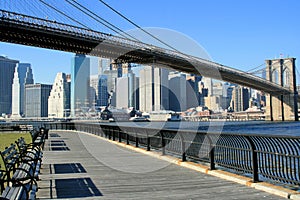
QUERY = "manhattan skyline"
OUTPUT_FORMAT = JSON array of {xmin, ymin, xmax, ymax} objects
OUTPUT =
[{"xmin": 0, "ymin": 0, "xmax": 299, "ymax": 84}]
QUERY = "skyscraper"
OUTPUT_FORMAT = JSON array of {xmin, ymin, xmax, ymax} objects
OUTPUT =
[
  {"xmin": 0, "ymin": 56, "xmax": 18, "ymax": 115},
  {"xmin": 169, "ymin": 72, "xmax": 187, "ymax": 112},
  {"xmin": 186, "ymin": 75, "xmax": 202, "ymax": 109},
  {"xmin": 139, "ymin": 66, "xmax": 169, "ymax": 112},
  {"xmin": 90, "ymin": 74, "xmax": 99, "ymax": 107},
  {"xmin": 116, "ymin": 71, "xmax": 139, "ymax": 109},
  {"xmin": 71, "ymin": 54, "xmax": 90, "ymax": 117},
  {"xmin": 98, "ymin": 75, "xmax": 109, "ymax": 106},
  {"xmin": 25, "ymin": 84, "xmax": 52, "ymax": 117},
  {"xmin": 48, "ymin": 72, "xmax": 70, "ymax": 118},
  {"xmin": 98, "ymin": 58, "xmax": 111, "ymax": 75},
  {"xmin": 11, "ymin": 63, "xmax": 33, "ymax": 118},
  {"xmin": 231, "ymin": 86, "xmax": 249, "ymax": 112}
]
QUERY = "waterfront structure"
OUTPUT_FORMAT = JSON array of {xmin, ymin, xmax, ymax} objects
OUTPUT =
[
  {"xmin": 71, "ymin": 54, "xmax": 90, "ymax": 117},
  {"xmin": 265, "ymin": 58, "xmax": 298, "ymax": 121},
  {"xmin": 0, "ymin": 56, "xmax": 18, "ymax": 115},
  {"xmin": 11, "ymin": 63, "xmax": 34, "ymax": 118},
  {"xmin": 139, "ymin": 66, "xmax": 169, "ymax": 112},
  {"xmin": 25, "ymin": 83, "xmax": 52, "ymax": 117},
  {"xmin": 48, "ymin": 72, "xmax": 70, "ymax": 118},
  {"xmin": 116, "ymin": 71, "xmax": 139, "ymax": 109}
]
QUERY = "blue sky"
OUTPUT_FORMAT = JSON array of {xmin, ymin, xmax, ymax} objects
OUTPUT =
[{"xmin": 0, "ymin": 0, "xmax": 300, "ymax": 84}]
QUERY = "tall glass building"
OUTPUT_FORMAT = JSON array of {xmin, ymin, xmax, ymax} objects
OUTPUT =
[
  {"xmin": 11, "ymin": 63, "xmax": 34, "ymax": 118},
  {"xmin": 25, "ymin": 84, "xmax": 52, "ymax": 117},
  {"xmin": 97, "ymin": 75, "xmax": 108, "ymax": 107},
  {"xmin": 0, "ymin": 56, "xmax": 19, "ymax": 115},
  {"xmin": 71, "ymin": 54, "xmax": 90, "ymax": 117}
]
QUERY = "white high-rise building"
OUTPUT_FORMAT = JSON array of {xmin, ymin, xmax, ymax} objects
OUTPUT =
[
  {"xmin": 139, "ymin": 66, "xmax": 169, "ymax": 112},
  {"xmin": 98, "ymin": 58, "xmax": 111, "ymax": 75},
  {"xmin": 11, "ymin": 63, "xmax": 33, "ymax": 118},
  {"xmin": 116, "ymin": 71, "xmax": 139, "ymax": 109},
  {"xmin": 90, "ymin": 75, "xmax": 99, "ymax": 107},
  {"xmin": 48, "ymin": 72, "xmax": 70, "ymax": 118}
]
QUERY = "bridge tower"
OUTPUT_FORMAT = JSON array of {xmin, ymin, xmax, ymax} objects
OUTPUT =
[{"xmin": 265, "ymin": 58, "xmax": 298, "ymax": 121}]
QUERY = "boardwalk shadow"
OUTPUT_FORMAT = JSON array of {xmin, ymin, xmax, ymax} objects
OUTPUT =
[
  {"xmin": 50, "ymin": 133, "xmax": 61, "ymax": 137},
  {"xmin": 51, "ymin": 140, "xmax": 67, "ymax": 146},
  {"xmin": 55, "ymin": 178, "xmax": 102, "ymax": 198},
  {"xmin": 51, "ymin": 146, "xmax": 70, "ymax": 151},
  {"xmin": 54, "ymin": 163, "xmax": 87, "ymax": 174},
  {"xmin": 50, "ymin": 140, "xmax": 70, "ymax": 151}
]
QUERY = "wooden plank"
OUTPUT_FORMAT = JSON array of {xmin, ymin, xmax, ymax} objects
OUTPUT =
[{"xmin": 37, "ymin": 130, "xmax": 286, "ymax": 200}]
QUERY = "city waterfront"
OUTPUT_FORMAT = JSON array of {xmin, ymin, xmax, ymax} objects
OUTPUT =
[{"xmin": 1, "ymin": 1, "xmax": 300, "ymax": 199}]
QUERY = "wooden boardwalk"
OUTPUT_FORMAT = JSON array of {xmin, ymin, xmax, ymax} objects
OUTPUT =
[{"xmin": 36, "ymin": 130, "xmax": 285, "ymax": 200}]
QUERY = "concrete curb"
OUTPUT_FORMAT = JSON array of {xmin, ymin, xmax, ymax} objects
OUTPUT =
[{"xmin": 68, "ymin": 130, "xmax": 300, "ymax": 199}]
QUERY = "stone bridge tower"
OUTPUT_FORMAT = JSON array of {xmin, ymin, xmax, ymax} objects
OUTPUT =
[{"xmin": 265, "ymin": 58, "xmax": 298, "ymax": 121}]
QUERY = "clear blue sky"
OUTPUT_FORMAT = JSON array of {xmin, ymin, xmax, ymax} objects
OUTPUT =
[{"xmin": 0, "ymin": 0, "xmax": 299, "ymax": 84}]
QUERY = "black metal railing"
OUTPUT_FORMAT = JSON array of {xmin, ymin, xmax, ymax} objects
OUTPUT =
[{"xmin": 45, "ymin": 122, "xmax": 300, "ymax": 188}]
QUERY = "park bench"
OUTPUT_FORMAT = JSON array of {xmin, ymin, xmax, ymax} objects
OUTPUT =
[
  {"xmin": 0, "ymin": 144, "xmax": 19, "ymax": 182},
  {"xmin": 15, "ymin": 137, "xmax": 43, "ymax": 169},
  {"xmin": 0, "ymin": 166, "xmax": 5, "ymax": 193},
  {"xmin": 0, "ymin": 143, "xmax": 41, "ymax": 200},
  {"xmin": 29, "ymin": 127, "xmax": 48, "ymax": 149}
]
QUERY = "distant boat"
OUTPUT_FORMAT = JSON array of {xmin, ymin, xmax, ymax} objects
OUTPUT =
[
  {"xmin": 129, "ymin": 116, "xmax": 150, "ymax": 122},
  {"xmin": 167, "ymin": 113, "xmax": 182, "ymax": 121}
]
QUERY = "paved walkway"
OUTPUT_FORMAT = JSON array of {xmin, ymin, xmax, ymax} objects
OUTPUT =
[{"xmin": 37, "ymin": 130, "xmax": 285, "ymax": 200}]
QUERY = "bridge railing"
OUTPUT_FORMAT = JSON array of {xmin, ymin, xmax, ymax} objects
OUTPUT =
[{"xmin": 46, "ymin": 122, "xmax": 300, "ymax": 188}]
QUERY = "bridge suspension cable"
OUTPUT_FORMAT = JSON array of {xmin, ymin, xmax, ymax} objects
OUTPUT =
[
  {"xmin": 97, "ymin": 0, "xmax": 180, "ymax": 52},
  {"xmin": 65, "ymin": 0, "xmax": 140, "ymax": 41},
  {"xmin": 246, "ymin": 63, "xmax": 265, "ymax": 74},
  {"xmin": 38, "ymin": 0, "xmax": 91, "ymax": 29}
]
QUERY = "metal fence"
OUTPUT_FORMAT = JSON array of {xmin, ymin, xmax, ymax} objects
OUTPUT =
[{"xmin": 45, "ymin": 122, "xmax": 300, "ymax": 188}]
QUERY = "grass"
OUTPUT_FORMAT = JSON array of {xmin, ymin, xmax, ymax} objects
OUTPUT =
[{"xmin": 0, "ymin": 132, "xmax": 31, "ymax": 170}]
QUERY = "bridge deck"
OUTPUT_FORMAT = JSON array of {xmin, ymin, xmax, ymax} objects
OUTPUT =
[{"xmin": 37, "ymin": 130, "xmax": 284, "ymax": 199}]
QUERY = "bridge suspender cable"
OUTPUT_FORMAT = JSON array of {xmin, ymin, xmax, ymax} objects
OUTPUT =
[
  {"xmin": 97, "ymin": 0, "xmax": 180, "ymax": 52},
  {"xmin": 38, "ymin": 0, "xmax": 91, "ymax": 29},
  {"xmin": 65, "ymin": 0, "xmax": 140, "ymax": 41},
  {"xmin": 246, "ymin": 63, "xmax": 265, "ymax": 73}
]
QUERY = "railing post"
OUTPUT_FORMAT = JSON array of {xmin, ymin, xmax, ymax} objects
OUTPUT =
[
  {"xmin": 209, "ymin": 147, "xmax": 215, "ymax": 170},
  {"xmin": 147, "ymin": 135, "xmax": 150, "ymax": 151},
  {"xmin": 99, "ymin": 127, "xmax": 103, "ymax": 137},
  {"xmin": 126, "ymin": 133, "xmax": 129, "ymax": 145},
  {"xmin": 135, "ymin": 133, "xmax": 139, "ymax": 147},
  {"xmin": 108, "ymin": 129, "xmax": 111, "ymax": 140},
  {"xmin": 118, "ymin": 130, "xmax": 122, "ymax": 142},
  {"xmin": 208, "ymin": 135, "xmax": 215, "ymax": 170},
  {"xmin": 180, "ymin": 133, "xmax": 186, "ymax": 162},
  {"xmin": 161, "ymin": 131, "xmax": 165, "ymax": 155},
  {"xmin": 112, "ymin": 129, "xmax": 115, "ymax": 141},
  {"xmin": 245, "ymin": 136, "xmax": 259, "ymax": 182}
]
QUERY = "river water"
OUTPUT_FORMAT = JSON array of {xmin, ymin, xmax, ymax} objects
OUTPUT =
[
  {"xmin": 2, "ymin": 120, "xmax": 300, "ymax": 136},
  {"xmin": 107, "ymin": 121, "xmax": 300, "ymax": 136}
]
